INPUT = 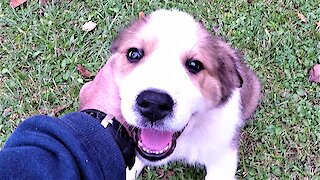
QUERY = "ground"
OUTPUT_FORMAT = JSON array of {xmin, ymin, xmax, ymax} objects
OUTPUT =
[{"xmin": 0, "ymin": 0, "xmax": 319, "ymax": 179}]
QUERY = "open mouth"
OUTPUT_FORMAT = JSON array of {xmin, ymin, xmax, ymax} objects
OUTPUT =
[{"xmin": 132, "ymin": 128, "xmax": 182, "ymax": 161}]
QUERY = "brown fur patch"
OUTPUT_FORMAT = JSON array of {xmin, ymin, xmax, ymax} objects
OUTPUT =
[
  {"xmin": 181, "ymin": 24, "xmax": 260, "ymax": 119},
  {"xmin": 184, "ymin": 26, "xmax": 243, "ymax": 106}
]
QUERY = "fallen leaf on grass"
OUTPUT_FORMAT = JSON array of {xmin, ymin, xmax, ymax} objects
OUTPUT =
[
  {"xmin": 52, "ymin": 105, "xmax": 68, "ymax": 115},
  {"xmin": 38, "ymin": 108, "xmax": 48, "ymax": 115},
  {"xmin": 2, "ymin": 107, "xmax": 12, "ymax": 116},
  {"xmin": 0, "ymin": 35, "xmax": 4, "ymax": 44},
  {"xmin": 309, "ymin": 64, "xmax": 320, "ymax": 83},
  {"xmin": 316, "ymin": 21, "xmax": 320, "ymax": 29},
  {"xmin": 167, "ymin": 170, "xmax": 175, "ymax": 177},
  {"xmin": 9, "ymin": 113, "xmax": 19, "ymax": 123},
  {"xmin": 77, "ymin": 64, "xmax": 92, "ymax": 78},
  {"xmin": 139, "ymin": 11, "xmax": 145, "ymax": 19},
  {"xmin": 38, "ymin": 9, "xmax": 44, "ymax": 16},
  {"xmin": 82, "ymin": 21, "xmax": 97, "ymax": 32},
  {"xmin": 213, "ymin": 25, "xmax": 220, "ymax": 33},
  {"xmin": 296, "ymin": 11, "xmax": 306, "ymax": 23},
  {"xmin": 10, "ymin": 0, "xmax": 27, "ymax": 8},
  {"xmin": 55, "ymin": 47, "xmax": 62, "ymax": 57}
]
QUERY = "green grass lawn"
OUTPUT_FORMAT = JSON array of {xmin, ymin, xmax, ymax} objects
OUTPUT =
[{"xmin": 1, "ymin": 0, "xmax": 319, "ymax": 179}]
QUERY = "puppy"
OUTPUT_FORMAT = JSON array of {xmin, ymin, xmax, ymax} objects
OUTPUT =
[{"xmin": 108, "ymin": 9, "xmax": 261, "ymax": 179}]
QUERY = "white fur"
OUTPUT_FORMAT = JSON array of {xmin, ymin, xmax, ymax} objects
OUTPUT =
[{"xmin": 119, "ymin": 10, "xmax": 243, "ymax": 180}]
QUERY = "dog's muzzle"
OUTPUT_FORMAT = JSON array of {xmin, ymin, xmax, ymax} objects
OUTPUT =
[{"xmin": 132, "ymin": 89, "xmax": 181, "ymax": 161}]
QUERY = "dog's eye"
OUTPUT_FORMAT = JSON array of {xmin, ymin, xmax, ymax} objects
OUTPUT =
[
  {"xmin": 127, "ymin": 48, "xmax": 144, "ymax": 63},
  {"xmin": 186, "ymin": 59, "xmax": 204, "ymax": 74}
]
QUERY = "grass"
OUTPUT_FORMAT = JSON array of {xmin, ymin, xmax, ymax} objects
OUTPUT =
[{"xmin": 1, "ymin": 0, "xmax": 319, "ymax": 179}]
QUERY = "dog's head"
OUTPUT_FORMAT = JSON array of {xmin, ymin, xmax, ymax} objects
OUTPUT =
[{"xmin": 108, "ymin": 10, "xmax": 243, "ymax": 162}]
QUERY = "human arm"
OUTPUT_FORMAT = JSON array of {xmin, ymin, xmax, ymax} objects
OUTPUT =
[{"xmin": 0, "ymin": 112, "xmax": 125, "ymax": 180}]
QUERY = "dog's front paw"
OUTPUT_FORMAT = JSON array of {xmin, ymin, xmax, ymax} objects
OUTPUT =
[
  {"xmin": 126, "ymin": 168, "xmax": 138, "ymax": 180},
  {"xmin": 126, "ymin": 157, "xmax": 145, "ymax": 180}
]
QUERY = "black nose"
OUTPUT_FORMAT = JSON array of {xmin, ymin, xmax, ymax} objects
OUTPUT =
[{"xmin": 136, "ymin": 90, "xmax": 174, "ymax": 122}]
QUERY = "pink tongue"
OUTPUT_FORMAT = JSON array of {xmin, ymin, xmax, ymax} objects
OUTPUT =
[{"xmin": 140, "ymin": 129, "xmax": 173, "ymax": 151}]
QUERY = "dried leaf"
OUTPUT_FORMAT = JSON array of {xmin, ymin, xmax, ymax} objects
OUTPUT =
[
  {"xmin": 296, "ymin": 11, "xmax": 306, "ymax": 23},
  {"xmin": 55, "ymin": 47, "xmax": 62, "ymax": 57},
  {"xmin": 156, "ymin": 168, "xmax": 164, "ymax": 177},
  {"xmin": 39, "ymin": 107, "xmax": 48, "ymax": 115},
  {"xmin": 82, "ymin": 21, "xmax": 97, "ymax": 32},
  {"xmin": 10, "ymin": 0, "xmax": 27, "ymax": 8},
  {"xmin": 138, "ymin": 11, "xmax": 145, "ymax": 19},
  {"xmin": 38, "ymin": 9, "xmax": 44, "ymax": 16},
  {"xmin": 213, "ymin": 25, "xmax": 220, "ymax": 33},
  {"xmin": 167, "ymin": 170, "xmax": 175, "ymax": 177},
  {"xmin": 309, "ymin": 64, "xmax": 320, "ymax": 83},
  {"xmin": 316, "ymin": 21, "xmax": 320, "ymax": 29},
  {"xmin": 52, "ymin": 105, "xmax": 68, "ymax": 115},
  {"xmin": 0, "ymin": 35, "xmax": 4, "ymax": 44},
  {"xmin": 77, "ymin": 64, "xmax": 92, "ymax": 78},
  {"xmin": 2, "ymin": 107, "xmax": 12, "ymax": 116}
]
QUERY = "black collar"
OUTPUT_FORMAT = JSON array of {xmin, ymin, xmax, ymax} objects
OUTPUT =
[
  {"xmin": 81, "ymin": 109, "xmax": 108, "ymax": 122},
  {"xmin": 81, "ymin": 109, "xmax": 135, "ymax": 169}
]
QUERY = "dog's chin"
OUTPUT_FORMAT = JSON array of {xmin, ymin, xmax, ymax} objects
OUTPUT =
[{"xmin": 131, "ymin": 126, "xmax": 184, "ymax": 162}]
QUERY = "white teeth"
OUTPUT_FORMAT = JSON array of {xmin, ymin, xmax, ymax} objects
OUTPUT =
[
  {"xmin": 141, "ymin": 146, "xmax": 167, "ymax": 155},
  {"xmin": 138, "ymin": 141, "xmax": 171, "ymax": 154},
  {"xmin": 164, "ymin": 145, "xmax": 169, "ymax": 151},
  {"xmin": 142, "ymin": 147, "xmax": 149, "ymax": 153}
]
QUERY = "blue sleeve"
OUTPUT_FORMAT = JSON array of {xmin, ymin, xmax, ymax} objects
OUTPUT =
[{"xmin": 0, "ymin": 112, "xmax": 125, "ymax": 180}]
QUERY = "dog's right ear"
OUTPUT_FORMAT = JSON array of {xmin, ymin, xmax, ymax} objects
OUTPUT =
[
  {"xmin": 79, "ymin": 60, "xmax": 122, "ymax": 120},
  {"xmin": 110, "ymin": 37, "xmax": 120, "ymax": 54}
]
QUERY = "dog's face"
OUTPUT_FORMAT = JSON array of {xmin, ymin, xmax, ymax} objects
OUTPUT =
[{"xmin": 109, "ymin": 10, "xmax": 242, "ymax": 162}]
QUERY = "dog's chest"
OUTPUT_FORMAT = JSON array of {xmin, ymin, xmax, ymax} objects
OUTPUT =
[{"xmin": 170, "ymin": 94, "xmax": 243, "ymax": 164}]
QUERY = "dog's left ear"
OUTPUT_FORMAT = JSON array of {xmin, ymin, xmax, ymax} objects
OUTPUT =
[
  {"xmin": 219, "ymin": 51, "xmax": 244, "ymax": 89},
  {"xmin": 213, "ymin": 38, "xmax": 244, "ymax": 102}
]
